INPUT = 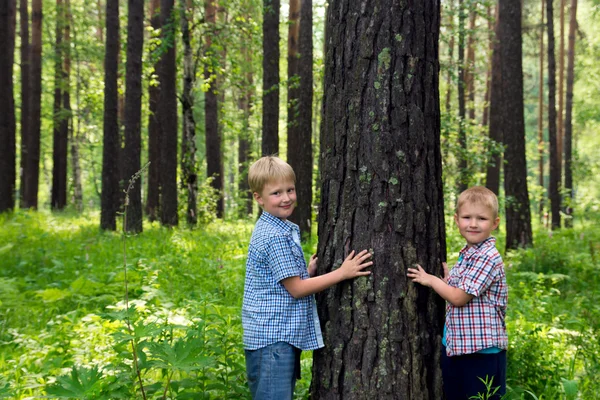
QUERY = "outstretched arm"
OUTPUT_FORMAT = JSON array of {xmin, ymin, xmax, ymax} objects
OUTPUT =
[
  {"xmin": 407, "ymin": 264, "xmax": 473, "ymax": 307},
  {"xmin": 282, "ymin": 250, "xmax": 373, "ymax": 299}
]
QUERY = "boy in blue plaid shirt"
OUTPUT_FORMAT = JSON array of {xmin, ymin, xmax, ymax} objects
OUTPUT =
[
  {"xmin": 243, "ymin": 156, "xmax": 373, "ymax": 400},
  {"xmin": 407, "ymin": 186, "xmax": 508, "ymax": 400}
]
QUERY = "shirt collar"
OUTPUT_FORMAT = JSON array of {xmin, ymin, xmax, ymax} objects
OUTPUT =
[
  {"xmin": 460, "ymin": 236, "xmax": 496, "ymax": 257},
  {"xmin": 259, "ymin": 210, "xmax": 294, "ymax": 233}
]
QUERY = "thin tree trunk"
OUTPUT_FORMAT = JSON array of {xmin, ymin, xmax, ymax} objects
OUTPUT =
[
  {"xmin": 482, "ymin": 5, "xmax": 493, "ymax": 128},
  {"xmin": 159, "ymin": 0, "xmax": 178, "ymax": 226},
  {"xmin": 67, "ymin": 0, "xmax": 81, "ymax": 211},
  {"xmin": 564, "ymin": 0, "xmax": 577, "ymax": 227},
  {"xmin": 123, "ymin": 0, "xmax": 145, "ymax": 233},
  {"xmin": 457, "ymin": 0, "xmax": 467, "ymax": 193},
  {"xmin": 262, "ymin": 0, "xmax": 280, "ymax": 156},
  {"xmin": 558, "ymin": 0, "xmax": 565, "ymax": 177},
  {"xmin": 444, "ymin": 0, "xmax": 454, "ymax": 113},
  {"xmin": 547, "ymin": 0, "xmax": 561, "ymax": 229},
  {"xmin": 486, "ymin": 3, "xmax": 501, "ymax": 196},
  {"xmin": 180, "ymin": 0, "xmax": 197, "ymax": 226},
  {"xmin": 100, "ymin": 0, "xmax": 120, "ymax": 230},
  {"xmin": 0, "ymin": 0, "xmax": 17, "ymax": 212},
  {"xmin": 18, "ymin": 0, "xmax": 29, "ymax": 208},
  {"xmin": 22, "ymin": 0, "xmax": 43, "ymax": 209},
  {"xmin": 538, "ymin": 0, "xmax": 545, "ymax": 219},
  {"xmin": 238, "ymin": 44, "xmax": 254, "ymax": 217},
  {"xmin": 466, "ymin": 9, "xmax": 476, "ymax": 122},
  {"xmin": 146, "ymin": 0, "xmax": 161, "ymax": 221},
  {"xmin": 97, "ymin": 0, "xmax": 103, "ymax": 42}
]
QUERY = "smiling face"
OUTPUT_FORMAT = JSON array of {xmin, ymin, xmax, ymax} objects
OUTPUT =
[
  {"xmin": 254, "ymin": 178, "xmax": 297, "ymax": 220},
  {"xmin": 454, "ymin": 201, "xmax": 500, "ymax": 247}
]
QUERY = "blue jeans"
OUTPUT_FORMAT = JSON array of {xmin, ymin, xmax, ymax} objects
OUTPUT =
[
  {"xmin": 245, "ymin": 342, "xmax": 299, "ymax": 400},
  {"xmin": 441, "ymin": 346, "xmax": 507, "ymax": 400}
]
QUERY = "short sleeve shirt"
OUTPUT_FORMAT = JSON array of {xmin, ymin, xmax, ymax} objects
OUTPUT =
[
  {"xmin": 242, "ymin": 211, "xmax": 324, "ymax": 351},
  {"xmin": 445, "ymin": 237, "xmax": 508, "ymax": 356}
]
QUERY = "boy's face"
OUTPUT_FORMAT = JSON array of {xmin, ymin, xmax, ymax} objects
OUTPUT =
[
  {"xmin": 454, "ymin": 202, "xmax": 500, "ymax": 247},
  {"xmin": 254, "ymin": 178, "xmax": 297, "ymax": 220}
]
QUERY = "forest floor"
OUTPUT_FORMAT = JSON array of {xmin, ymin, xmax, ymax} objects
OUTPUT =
[{"xmin": 1, "ymin": 210, "xmax": 599, "ymax": 399}]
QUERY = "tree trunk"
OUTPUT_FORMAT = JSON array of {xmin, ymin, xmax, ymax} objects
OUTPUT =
[
  {"xmin": 123, "ymin": 0, "xmax": 145, "ymax": 233},
  {"xmin": 312, "ymin": 1, "xmax": 445, "ymax": 398},
  {"xmin": 67, "ymin": 0, "xmax": 81, "ymax": 211},
  {"xmin": 51, "ymin": 0, "xmax": 68, "ymax": 210},
  {"xmin": 558, "ymin": 0, "xmax": 565, "ymax": 178},
  {"xmin": 547, "ymin": 0, "xmax": 561, "ymax": 229},
  {"xmin": 238, "ymin": 44, "xmax": 254, "ymax": 217},
  {"xmin": 502, "ymin": 0, "xmax": 533, "ymax": 250},
  {"xmin": 457, "ymin": 0, "xmax": 467, "ymax": 193},
  {"xmin": 159, "ymin": 0, "xmax": 178, "ymax": 227},
  {"xmin": 444, "ymin": 0, "xmax": 454, "ymax": 113},
  {"xmin": 482, "ymin": 5, "xmax": 493, "ymax": 129},
  {"xmin": 180, "ymin": 0, "xmax": 197, "ymax": 226},
  {"xmin": 465, "ymin": 8, "xmax": 476, "ymax": 122},
  {"xmin": 100, "ymin": 0, "xmax": 120, "ymax": 230},
  {"xmin": 486, "ymin": 4, "xmax": 501, "ymax": 196},
  {"xmin": 564, "ymin": 0, "xmax": 577, "ymax": 227},
  {"xmin": 538, "ymin": 0, "xmax": 545, "ymax": 219},
  {"xmin": 22, "ymin": 0, "xmax": 43, "ymax": 209},
  {"xmin": 261, "ymin": 0, "xmax": 280, "ymax": 156},
  {"xmin": 18, "ymin": 0, "xmax": 29, "ymax": 208},
  {"xmin": 146, "ymin": 0, "xmax": 161, "ymax": 221},
  {"xmin": 204, "ymin": 0, "xmax": 223, "ymax": 218},
  {"xmin": 0, "ymin": 0, "xmax": 17, "ymax": 213}
]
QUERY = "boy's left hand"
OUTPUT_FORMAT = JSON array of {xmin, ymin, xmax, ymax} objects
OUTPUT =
[
  {"xmin": 407, "ymin": 264, "xmax": 433, "ymax": 287},
  {"xmin": 308, "ymin": 254, "xmax": 318, "ymax": 277}
]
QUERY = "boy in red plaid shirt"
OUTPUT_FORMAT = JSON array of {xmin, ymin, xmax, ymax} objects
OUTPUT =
[{"xmin": 408, "ymin": 186, "xmax": 507, "ymax": 400}]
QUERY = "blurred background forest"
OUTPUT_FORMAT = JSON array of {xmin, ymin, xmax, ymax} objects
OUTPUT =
[{"xmin": 1, "ymin": 0, "xmax": 600, "ymax": 398}]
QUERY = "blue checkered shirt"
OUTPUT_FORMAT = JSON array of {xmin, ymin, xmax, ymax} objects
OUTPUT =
[{"xmin": 242, "ymin": 211, "xmax": 324, "ymax": 351}]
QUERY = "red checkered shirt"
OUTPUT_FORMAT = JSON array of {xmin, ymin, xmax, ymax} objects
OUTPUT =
[{"xmin": 445, "ymin": 237, "xmax": 508, "ymax": 356}]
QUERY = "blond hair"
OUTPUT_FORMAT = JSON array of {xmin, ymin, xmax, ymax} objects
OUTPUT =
[
  {"xmin": 456, "ymin": 186, "xmax": 499, "ymax": 219},
  {"xmin": 248, "ymin": 156, "xmax": 296, "ymax": 194}
]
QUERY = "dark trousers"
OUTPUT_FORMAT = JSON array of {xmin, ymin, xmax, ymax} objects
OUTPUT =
[{"xmin": 441, "ymin": 346, "xmax": 507, "ymax": 400}]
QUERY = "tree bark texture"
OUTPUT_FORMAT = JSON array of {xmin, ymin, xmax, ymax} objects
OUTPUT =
[
  {"xmin": 146, "ymin": 0, "xmax": 161, "ymax": 222},
  {"xmin": 287, "ymin": 0, "xmax": 314, "ymax": 236},
  {"xmin": 261, "ymin": 0, "xmax": 280, "ymax": 156},
  {"xmin": 564, "ymin": 0, "xmax": 577, "ymax": 227},
  {"xmin": 123, "ymin": 0, "xmax": 144, "ymax": 233},
  {"xmin": 547, "ymin": 0, "xmax": 561, "ymax": 229},
  {"xmin": 486, "ymin": 6, "xmax": 502, "ymax": 196},
  {"xmin": 22, "ymin": 0, "xmax": 43, "ymax": 209},
  {"xmin": 0, "ymin": 0, "xmax": 17, "ymax": 212},
  {"xmin": 159, "ymin": 0, "xmax": 179, "ymax": 226},
  {"xmin": 204, "ymin": 0, "xmax": 224, "ymax": 218},
  {"xmin": 180, "ymin": 0, "xmax": 197, "ymax": 226},
  {"xmin": 313, "ymin": 1, "xmax": 445, "ymax": 398},
  {"xmin": 18, "ymin": 0, "xmax": 29, "ymax": 207},
  {"xmin": 101, "ymin": 0, "xmax": 120, "ymax": 230},
  {"xmin": 501, "ymin": 0, "xmax": 533, "ymax": 250}
]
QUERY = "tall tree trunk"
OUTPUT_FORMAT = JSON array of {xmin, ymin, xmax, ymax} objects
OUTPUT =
[
  {"xmin": 486, "ymin": 4, "xmax": 501, "ymax": 196},
  {"xmin": 312, "ymin": 1, "xmax": 445, "ymax": 398},
  {"xmin": 564, "ymin": 0, "xmax": 577, "ymax": 227},
  {"xmin": 180, "ymin": 0, "xmax": 197, "ymax": 226},
  {"xmin": 502, "ymin": 0, "xmax": 533, "ymax": 250},
  {"xmin": 482, "ymin": 5, "xmax": 493, "ymax": 128},
  {"xmin": 18, "ymin": 0, "xmax": 29, "ymax": 207},
  {"xmin": 100, "ymin": 0, "xmax": 120, "ymax": 230},
  {"xmin": 457, "ymin": 0, "xmax": 467, "ymax": 193},
  {"xmin": 68, "ymin": 0, "xmax": 82, "ymax": 211},
  {"xmin": 444, "ymin": 0, "xmax": 455, "ymax": 113},
  {"xmin": 146, "ymin": 0, "xmax": 161, "ymax": 221},
  {"xmin": 96, "ymin": 0, "xmax": 103, "ymax": 42},
  {"xmin": 538, "ymin": 0, "xmax": 545, "ymax": 219},
  {"xmin": 261, "ymin": 0, "xmax": 280, "ymax": 156},
  {"xmin": 159, "ymin": 0, "xmax": 178, "ymax": 226},
  {"xmin": 547, "ymin": 0, "xmax": 561, "ymax": 229},
  {"xmin": 22, "ymin": 0, "xmax": 43, "ymax": 209},
  {"xmin": 238, "ymin": 44, "xmax": 254, "ymax": 217},
  {"xmin": 465, "ymin": 8, "xmax": 476, "ymax": 122},
  {"xmin": 0, "ymin": 0, "xmax": 17, "ymax": 212},
  {"xmin": 52, "ymin": 0, "xmax": 68, "ymax": 210},
  {"xmin": 558, "ymin": 0, "xmax": 565, "ymax": 178},
  {"xmin": 123, "ymin": 0, "xmax": 145, "ymax": 233},
  {"xmin": 204, "ymin": 0, "xmax": 223, "ymax": 218}
]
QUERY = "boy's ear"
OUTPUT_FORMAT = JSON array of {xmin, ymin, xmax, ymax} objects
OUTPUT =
[
  {"xmin": 493, "ymin": 217, "xmax": 500, "ymax": 230},
  {"xmin": 253, "ymin": 192, "xmax": 264, "ymax": 206},
  {"xmin": 453, "ymin": 213, "xmax": 459, "ymax": 225}
]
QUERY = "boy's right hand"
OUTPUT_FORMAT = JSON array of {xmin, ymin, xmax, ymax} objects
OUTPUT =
[{"xmin": 339, "ymin": 250, "xmax": 373, "ymax": 279}]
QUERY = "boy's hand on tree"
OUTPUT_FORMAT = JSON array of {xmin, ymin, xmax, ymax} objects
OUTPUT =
[
  {"xmin": 407, "ymin": 264, "xmax": 433, "ymax": 287},
  {"xmin": 308, "ymin": 254, "xmax": 318, "ymax": 277},
  {"xmin": 339, "ymin": 250, "xmax": 373, "ymax": 280}
]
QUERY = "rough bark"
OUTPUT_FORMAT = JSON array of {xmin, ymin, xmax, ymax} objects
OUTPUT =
[
  {"xmin": 22, "ymin": 0, "xmax": 43, "ymax": 209},
  {"xmin": 261, "ymin": 0, "xmax": 280, "ymax": 156},
  {"xmin": 18, "ymin": 0, "xmax": 29, "ymax": 207},
  {"xmin": 100, "ymin": 0, "xmax": 120, "ymax": 230},
  {"xmin": 123, "ymin": 0, "xmax": 145, "ymax": 233},
  {"xmin": 547, "ymin": 0, "xmax": 561, "ymax": 229},
  {"xmin": 564, "ymin": 0, "xmax": 577, "ymax": 227},
  {"xmin": 502, "ymin": 0, "xmax": 533, "ymax": 250},
  {"xmin": 159, "ymin": 0, "xmax": 179, "ymax": 226},
  {"xmin": 486, "ymin": 5, "xmax": 501, "ymax": 196},
  {"xmin": 146, "ymin": 0, "xmax": 161, "ymax": 221},
  {"xmin": 204, "ymin": 0, "xmax": 223, "ymax": 218},
  {"xmin": 180, "ymin": 0, "xmax": 197, "ymax": 226},
  {"xmin": 312, "ymin": 1, "xmax": 445, "ymax": 398},
  {"xmin": 0, "ymin": 0, "xmax": 17, "ymax": 212}
]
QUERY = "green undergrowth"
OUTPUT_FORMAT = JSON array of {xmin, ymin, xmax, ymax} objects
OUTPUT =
[{"xmin": 1, "ymin": 211, "xmax": 599, "ymax": 399}]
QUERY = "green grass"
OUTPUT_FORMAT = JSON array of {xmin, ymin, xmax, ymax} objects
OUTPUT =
[{"xmin": 1, "ymin": 210, "xmax": 599, "ymax": 399}]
